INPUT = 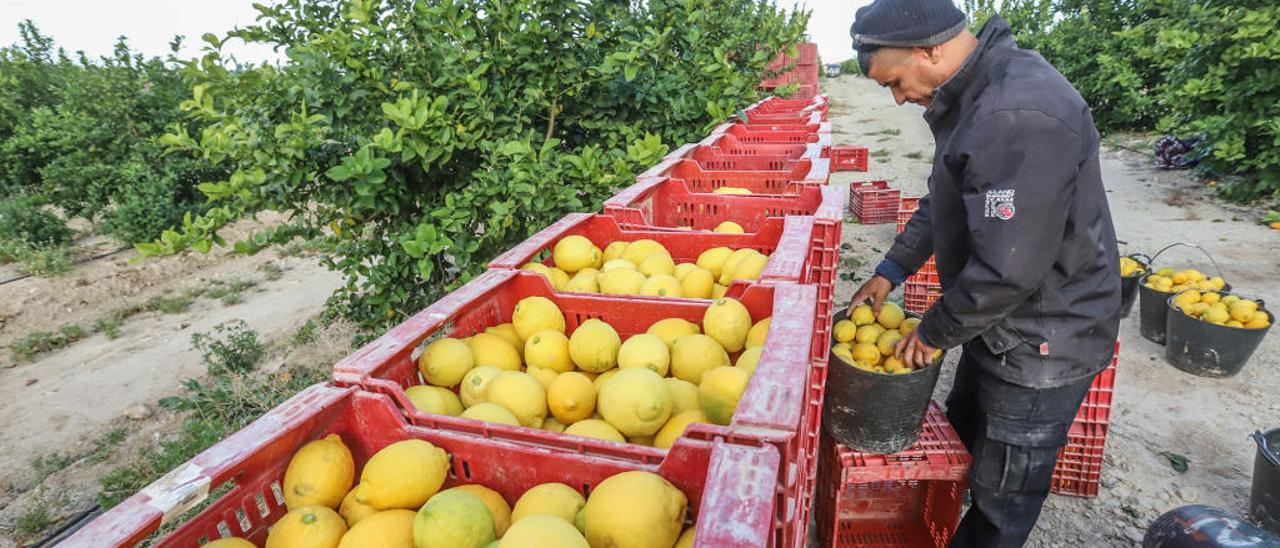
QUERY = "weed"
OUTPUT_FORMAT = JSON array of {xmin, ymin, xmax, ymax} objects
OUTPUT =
[
  {"xmin": 88, "ymin": 427, "xmax": 129, "ymax": 464},
  {"xmin": 16, "ymin": 245, "xmax": 76, "ymax": 276},
  {"xmin": 204, "ymin": 278, "xmax": 258, "ymax": 306},
  {"xmin": 15, "ymin": 503, "xmax": 57, "ymax": 539},
  {"xmin": 31, "ymin": 452, "xmax": 75, "ymax": 483},
  {"xmin": 278, "ymin": 241, "xmax": 306, "ymax": 258},
  {"xmin": 871, "ymin": 128, "xmax": 901, "ymax": 136},
  {"xmin": 92, "ymin": 303, "xmax": 147, "ymax": 339},
  {"xmin": 258, "ymin": 262, "xmax": 286, "ymax": 281},
  {"xmin": 292, "ymin": 319, "xmax": 318, "ymax": 346},
  {"xmin": 869, "ymin": 149, "xmax": 891, "ymax": 158},
  {"xmin": 903, "ymin": 151, "xmax": 926, "ymax": 160},
  {"xmin": 147, "ymin": 292, "xmax": 196, "ymax": 314},
  {"xmin": 10, "ymin": 323, "xmax": 88, "ymax": 361},
  {"xmin": 190, "ymin": 320, "xmax": 265, "ymax": 375}
]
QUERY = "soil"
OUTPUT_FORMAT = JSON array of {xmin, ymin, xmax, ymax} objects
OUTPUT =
[{"xmin": 826, "ymin": 74, "xmax": 1280, "ymax": 546}]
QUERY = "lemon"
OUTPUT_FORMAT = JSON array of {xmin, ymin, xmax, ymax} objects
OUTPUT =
[
  {"xmin": 485, "ymin": 371, "xmax": 547, "ymax": 427},
  {"xmin": 413, "ymin": 489, "xmax": 496, "ymax": 548},
  {"xmin": 283, "ymin": 434, "xmax": 355, "ymax": 510},
  {"xmin": 850, "ymin": 304, "xmax": 876, "ymax": 326},
  {"xmin": 703, "ymin": 298, "xmax": 752, "ymax": 352},
  {"xmin": 598, "ymin": 368, "xmax": 673, "ymax": 437},
  {"xmin": 711, "ymin": 284, "xmax": 728, "ymax": 299},
  {"xmin": 524, "ymin": 329, "xmax": 573, "ymax": 373},
  {"xmin": 679, "ymin": 267, "xmax": 715, "ymax": 299},
  {"xmin": 718, "ymin": 248, "xmax": 758, "ymax": 285},
  {"xmin": 852, "ymin": 343, "xmax": 881, "ymax": 366},
  {"xmin": 419, "ymin": 338, "xmax": 475, "ymax": 387},
  {"xmin": 522, "ymin": 262, "xmax": 558, "ymax": 286},
  {"xmin": 583, "ymin": 471, "xmax": 687, "ymax": 548},
  {"xmin": 548, "ymin": 372, "xmax": 597, "ymax": 425},
  {"xmin": 714, "ymin": 221, "xmax": 745, "ymax": 233},
  {"xmin": 602, "ymin": 241, "xmax": 629, "ymax": 262},
  {"xmin": 628, "ymin": 435, "xmax": 655, "ymax": 446},
  {"xmin": 340, "ymin": 487, "xmax": 379, "ymax": 527},
  {"xmin": 460, "ymin": 402, "xmax": 521, "ymax": 426},
  {"xmin": 623, "ymin": 239, "xmax": 668, "ymax": 266},
  {"xmin": 1201, "ymin": 292, "xmax": 1221, "ymax": 305},
  {"xmin": 357, "ymin": 440, "xmax": 449, "ymax": 510},
  {"xmin": 1231, "ymin": 300, "xmax": 1259, "ymax": 323},
  {"xmin": 548, "ymin": 268, "xmax": 571, "ymax": 291},
  {"xmin": 876, "ymin": 330, "xmax": 903, "ymax": 356},
  {"xmin": 513, "ymin": 296, "xmax": 566, "ymax": 340},
  {"xmin": 855, "ymin": 324, "xmax": 885, "ymax": 344},
  {"xmin": 266, "ymin": 505, "xmax": 347, "ymax": 548},
  {"xmin": 712, "ymin": 186, "xmax": 752, "ymax": 195},
  {"xmin": 405, "ymin": 385, "xmax": 465, "ymax": 416},
  {"xmin": 673, "ymin": 263, "xmax": 699, "ymax": 280},
  {"xmin": 1207, "ymin": 276, "xmax": 1226, "ymax": 290},
  {"xmin": 663, "ymin": 377, "xmax": 701, "ymax": 415},
  {"xmin": 618, "ymin": 334, "xmax": 671, "ymax": 376},
  {"xmin": 593, "ymin": 368, "xmax": 620, "ymax": 392},
  {"xmin": 1246, "ymin": 313, "xmax": 1271, "ymax": 329},
  {"xmin": 564, "ymin": 270, "xmax": 600, "ymax": 293},
  {"xmin": 698, "ymin": 366, "xmax": 750, "ymax": 425},
  {"xmin": 653, "ymin": 410, "xmax": 708, "ymax": 449},
  {"xmin": 647, "ymin": 318, "xmax": 701, "ymax": 347},
  {"xmin": 877, "ymin": 302, "xmax": 906, "ymax": 329},
  {"xmin": 204, "ymin": 539, "xmax": 257, "ymax": 548},
  {"xmin": 454, "ymin": 485, "xmax": 512, "ymax": 537},
  {"xmin": 883, "ymin": 356, "xmax": 908, "ymax": 372},
  {"xmin": 512, "ymin": 483, "xmax": 586, "ymax": 525},
  {"xmin": 833, "ymin": 319, "xmax": 857, "ymax": 343},
  {"xmin": 569, "ymin": 319, "xmax": 621, "ymax": 372},
  {"xmin": 899, "ymin": 317, "xmax": 921, "ymax": 335},
  {"xmin": 728, "ymin": 251, "xmax": 768, "ymax": 282},
  {"xmin": 598, "ymin": 268, "xmax": 647, "ymax": 294},
  {"xmin": 564, "ymin": 419, "xmax": 626, "ymax": 443},
  {"xmin": 639, "ymin": 252, "xmax": 676, "ymax": 277},
  {"xmin": 554, "ymin": 235, "xmax": 602, "ymax": 274},
  {"xmin": 526, "ymin": 365, "xmax": 559, "ymax": 389},
  {"xmin": 640, "ymin": 274, "xmax": 684, "ymax": 298},
  {"xmin": 460, "ymin": 366, "xmax": 503, "ymax": 407},
  {"xmin": 602, "ymin": 258, "xmax": 638, "ymax": 272},
  {"xmin": 1227, "ymin": 320, "xmax": 1246, "ymax": 328},
  {"xmin": 542, "ymin": 417, "xmax": 567, "ymax": 433},
  {"xmin": 832, "ymin": 344, "xmax": 855, "ymax": 363},
  {"xmin": 675, "ymin": 527, "xmax": 696, "ymax": 548},
  {"xmin": 1222, "ymin": 295, "xmax": 1241, "ymax": 306},
  {"xmin": 735, "ymin": 346, "xmax": 765, "ymax": 375},
  {"xmin": 670, "ymin": 334, "xmax": 730, "ymax": 384},
  {"xmin": 696, "ymin": 247, "xmax": 734, "ymax": 279},
  {"xmin": 499, "ymin": 514, "xmax": 590, "ymax": 548},
  {"xmin": 337, "ymin": 509, "xmax": 415, "ymax": 548},
  {"xmin": 485, "ymin": 323, "xmax": 524, "ymax": 358},
  {"xmin": 467, "ymin": 332, "xmax": 521, "ymax": 372}
]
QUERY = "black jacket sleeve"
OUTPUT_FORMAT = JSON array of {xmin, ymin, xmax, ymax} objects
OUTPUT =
[
  {"xmin": 884, "ymin": 190, "xmax": 934, "ymax": 274},
  {"xmin": 916, "ymin": 109, "xmax": 1082, "ymax": 349}
]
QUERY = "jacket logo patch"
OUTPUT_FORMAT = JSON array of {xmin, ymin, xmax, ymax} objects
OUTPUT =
[{"xmin": 984, "ymin": 189, "xmax": 1016, "ymax": 220}]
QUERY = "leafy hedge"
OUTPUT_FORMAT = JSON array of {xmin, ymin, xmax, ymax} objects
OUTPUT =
[{"xmin": 146, "ymin": 0, "xmax": 808, "ymax": 330}]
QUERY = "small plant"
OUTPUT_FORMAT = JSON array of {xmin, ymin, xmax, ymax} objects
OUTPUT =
[
  {"xmin": 147, "ymin": 292, "xmax": 197, "ymax": 314},
  {"xmin": 190, "ymin": 319, "xmax": 265, "ymax": 375},
  {"xmin": 292, "ymin": 319, "xmax": 318, "ymax": 346},
  {"xmin": 204, "ymin": 278, "xmax": 258, "ymax": 306},
  {"xmin": 15, "ymin": 503, "xmax": 57, "ymax": 539},
  {"xmin": 871, "ymin": 128, "xmax": 901, "ymax": 136},
  {"xmin": 31, "ymin": 452, "xmax": 75, "ymax": 483},
  {"xmin": 258, "ymin": 262, "xmax": 286, "ymax": 281},
  {"xmin": 869, "ymin": 149, "xmax": 891, "ymax": 158},
  {"xmin": 903, "ymin": 151, "xmax": 926, "ymax": 160},
  {"xmin": 0, "ymin": 195, "xmax": 74, "ymax": 249},
  {"xmin": 10, "ymin": 323, "xmax": 88, "ymax": 361},
  {"xmin": 15, "ymin": 245, "xmax": 76, "ymax": 276}
]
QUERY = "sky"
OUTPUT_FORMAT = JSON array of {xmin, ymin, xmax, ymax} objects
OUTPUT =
[{"xmin": 0, "ymin": 0, "xmax": 866, "ymax": 64}]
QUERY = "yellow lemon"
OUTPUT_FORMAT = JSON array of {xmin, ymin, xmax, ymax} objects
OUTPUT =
[
  {"xmin": 673, "ymin": 263, "xmax": 699, "ymax": 280},
  {"xmin": 718, "ymin": 248, "xmax": 758, "ymax": 285},
  {"xmin": 832, "ymin": 344, "xmax": 855, "ymax": 363},
  {"xmin": 712, "ymin": 284, "xmax": 728, "ymax": 299},
  {"xmin": 467, "ymin": 332, "xmax": 521, "ymax": 372},
  {"xmin": 569, "ymin": 319, "xmax": 622, "ymax": 372},
  {"xmin": 618, "ymin": 334, "xmax": 671, "ymax": 376},
  {"xmin": 598, "ymin": 268, "xmax": 647, "ymax": 294},
  {"xmin": 593, "ymin": 368, "xmax": 620, "ymax": 392},
  {"xmin": 340, "ymin": 487, "xmax": 379, "ymax": 527},
  {"xmin": 265, "ymin": 505, "xmax": 347, "ymax": 548},
  {"xmin": 412, "ymin": 489, "xmax": 495, "ymax": 548},
  {"xmin": 714, "ymin": 221, "xmax": 745, "ymax": 233},
  {"xmin": 460, "ymin": 402, "xmax": 521, "ymax": 426},
  {"xmin": 1231, "ymin": 300, "xmax": 1259, "ymax": 323},
  {"xmin": 548, "ymin": 268, "xmax": 571, "ymax": 291},
  {"xmin": 499, "ymin": 514, "xmax": 590, "ymax": 548},
  {"xmin": 602, "ymin": 241, "xmax": 629, "ymax": 263},
  {"xmin": 703, "ymin": 298, "xmax": 752, "ymax": 352},
  {"xmin": 337, "ymin": 509, "xmax": 415, "ymax": 548},
  {"xmin": 548, "ymin": 372, "xmax": 597, "ymax": 425},
  {"xmin": 522, "ymin": 262, "xmax": 558, "ymax": 287},
  {"xmin": 711, "ymin": 186, "xmax": 752, "ymax": 195},
  {"xmin": 639, "ymin": 252, "xmax": 676, "ymax": 277},
  {"xmin": 670, "ymin": 334, "xmax": 731, "ymax": 384},
  {"xmin": 564, "ymin": 419, "xmax": 626, "ymax": 443},
  {"xmin": 357, "ymin": 440, "xmax": 449, "ymax": 510},
  {"xmin": 1245, "ymin": 313, "xmax": 1271, "ymax": 329},
  {"xmin": 1207, "ymin": 276, "xmax": 1226, "ymax": 290},
  {"xmin": 564, "ymin": 270, "xmax": 600, "ymax": 293},
  {"xmin": 598, "ymin": 368, "xmax": 673, "ymax": 437},
  {"xmin": 877, "ymin": 302, "xmax": 905, "ymax": 329},
  {"xmin": 453, "ymin": 485, "xmax": 512, "ymax": 538},
  {"xmin": 485, "ymin": 371, "xmax": 547, "ymax": 427},
  {"xmin": 419, "ymin": 338, "xmax": 475, "ymax": 387},
  {"xmin": 1202, "ymin": 307, "xmax": 1230, "ymax": 325},
  {"xmin": 727, "ymin": 252, "xmax": 768, "ymax": 282},
  {"xmin": 855, "ymin": 324, "xmax": 885, "ymax": 344},
  {"xmin": 405, "ymin": 385, "xmax": 464, "ymax": 416},
  {"xmin": 695, "ymin": 247, "xmax": 734, "ymax": 279},
  {"xmin": 735, "ymin": 346, "xmax": 764, "ymax": 375},
  {"xmin": 622, "ymin": 239, "xmax": 669, "ymax": 266},
  {"xmin": 833, "ymin": 319, "xmax": 857, "ymax": 343},
  {"xmin": 283, "ymin": 433, "xmax": 355, "ymax": 510},
  {"xmin": 524, "ymin": 329, "xmax": 573, "ymax": 373},
  {"xmin": 883, "ymin": 356, "xmax": 908, "ymax": 372},
  {"xmin": 513, "ymin": 296, "xmax": 566, "ymax": 340},
  {"xmin": 745, "ymin": 317, "xmax": 771, "ymax": 348},
  {"xmin": 850, "ymin": 304, "xmax": 876, "ymax": 326},
  {"xmin": 485, "ymin": 323, "xmax": 524, "ymax": 358},
  {"xmin": 526, "ymin": 365, "xmax": 559, "ymax": 389},
  {"xmin": 553, "ymin": 235, "xmax": 602, "ymax": 274},
  {"xmin": 663, "ymin": 377, "xmax": 701, "ymax": 415},
  {"xmin": 675, "ymin": 527, "xmax": 696, "ymax": 548},
  {"xmin": 698, "ymin": 366, "xmax": 750, "ymax": 425},
  {"xmin": 899, "ymin": 317, "xmax": 921, "ymax": 335},
  {"xmin": 679, "ymin": 267, "xmax": 715, "ymax": 299},
  {"xmin": 582, "ymin": 472, "xmax": 686, "ymax": 548},
  {"xmin": 876, "ymin": 330, "xmax": 903, "ymax": 357},
  {"xmin": 1201, "ymin": 292, "xmax": 1221, "ymax": 305},
  {"xmin": 205, "ymin": 539, "xmax": 257, "ymax": 548},
  {"xmin": 602, "ymin": 258, "xmax": 638, "ymax": 272},
  {"xmin": 1226, "ymin": 320, "xmax": 1245, "ymax": 328},
  {"xmin": 653, "ymin": 410, "xmax": 708, "ymax": 449},
  {"xmin": 852, "ymin": 343, "xmax": 881, "ymax": 366},
  {"xmin": 640, "ymin": 274, "xmax": 684, "ymax": 298},
  {"xmin": 647, "ymin": 318, "xmax": 701, "ymax": 347},
  {"xmin": 512, "ymin": 483, "xmax": 586, "ymax": 525},
  {"xmin": 541, "ymin": 417, "xmax": 567, "ymax": 433},
  {"xmin": 459, "ymin": 365, "xmax": 503, "ymax": 408}
]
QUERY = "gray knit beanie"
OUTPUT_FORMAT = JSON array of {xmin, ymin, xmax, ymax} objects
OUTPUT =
[{"xmin": 850, "ymin": 0, "xmax": 967, "ymax": 73}]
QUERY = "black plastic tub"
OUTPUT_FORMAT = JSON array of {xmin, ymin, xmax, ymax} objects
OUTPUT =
[
  {"xmin": 1252, "ymin": 428, "xmax": 1280, "ymax": 534},
  {"xmin": 1120, "ymin": 252, "xmax": 1150, "ymax": 318},
  {"xmin": 1164, "ymin": 294, "xmax": 1272, "ymax": 378}
]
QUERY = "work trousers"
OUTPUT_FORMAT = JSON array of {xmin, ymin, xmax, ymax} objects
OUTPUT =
[{"xmin": 946, "ymin": 341, "xmax": 1099, "ymax": 548}]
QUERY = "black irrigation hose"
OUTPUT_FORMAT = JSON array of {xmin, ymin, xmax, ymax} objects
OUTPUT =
[
  {"xmin": 0, "ymin": 246, "xmax": 131, "ymax": 287},
  {"xmin": 36, "ymin": 504, "xmax": 101, "ymax": 547}
]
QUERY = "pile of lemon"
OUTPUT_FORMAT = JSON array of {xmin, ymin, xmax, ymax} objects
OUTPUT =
[
  {"xmin": 1120, "ymin": 256, "xmax": 1145, "ymax": 278},
  {"xmin": 210, "ymin": 435, "xmax": 696, "ymax": 548},
  {"xmin": 1143, "ymin": 268, "xmax": 1226, "ymax": 294},
  {"xmin": 711, "ymin": 186, "xmax": 752, "ymax": 195},
  {"xmin": 520, "ymin": 235, "xmax": 771, "ymax": 300},
  {"xmin": 1172, "ymin": 291, "xmax": 1271, "ymax": 329},
  {"xmin": 411, "ymin": 295, "xmax": 770, "ymax": 448},
  {"xmin": 830, "ymin": 302, "xmax": 937, "ymax": 374}
]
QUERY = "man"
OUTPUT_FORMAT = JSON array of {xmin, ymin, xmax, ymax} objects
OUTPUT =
[{"xmin": 846, "ymin": 1, "xmax": 1121, "ymax": 546}]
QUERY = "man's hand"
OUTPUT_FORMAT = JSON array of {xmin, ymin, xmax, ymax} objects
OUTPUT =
[
  {"xmin": 895, "ymin": 328, "xmax": 939, "ymax": 369},
  {"xmin": 847, "ymin": 274, "xmax": 893, "ymax": 316}
]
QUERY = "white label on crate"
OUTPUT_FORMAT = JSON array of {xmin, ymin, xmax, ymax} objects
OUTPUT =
[{"xmin": 143, "ymin": 462, "xmax": 211, "ymax": 526}]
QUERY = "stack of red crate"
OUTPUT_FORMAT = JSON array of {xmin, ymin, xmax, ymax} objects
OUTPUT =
[
  {"xmin": 896, "ymin": 197, "xmax": 943, "ymax": 314},
  {"xmin": 1051, "ymin": 341, "xmax": 1120, "ymax": 497},
  {"xmin": 848, "ymin": 180, "xmax": 900, "ymax": 224},
  {"xmin": 760, "ymin": 42, "xmax": 820, "ymax": 99}
]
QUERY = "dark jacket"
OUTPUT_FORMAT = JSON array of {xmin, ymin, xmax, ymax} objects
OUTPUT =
[{"xmin": 880, "ymin": 15, "xmax": 1121, "ymax": 388}]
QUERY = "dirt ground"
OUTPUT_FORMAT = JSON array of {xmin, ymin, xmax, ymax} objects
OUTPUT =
[{"xmin": 826, "ymin": 74, "xmax": 1280, "ymax": 546}]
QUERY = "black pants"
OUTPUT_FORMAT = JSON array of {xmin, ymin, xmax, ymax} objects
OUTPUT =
[{"xmin": 946, "ymin": 341, "xmax": 1098, "ymax": 548}]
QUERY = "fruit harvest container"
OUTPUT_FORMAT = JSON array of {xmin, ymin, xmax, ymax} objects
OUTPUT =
[
  {"xmin": 638, "ymin": 157, "xmax": 831, "ymax": 194},
  {"xmin": 604, "ymin": 177, "xmax": 846, "ymax": 235},
  {"xmin": 748, "ymin": 95, "xmax": 827, "ymax": 114},
  {"xmin": 828, "ymin": 146, "xmax": 870, "ymax": 173},
  {"xmin": 330, "ymin": 270, "xmax": 826, "ymax": 548},
  {"xmin": 671, "ymin": 144, "xmax": 822, "ymax": 173},
  {"xmin": 712, "ymin": 122, "xmax": 833, "ymax": 145},
  {"xmin": 904, "ymin": 277, "xmax": 943, "ymax": 315},
  {"xmin": 848, "ymin": 181, "xmax": 900, "ymax": 225},
  {"xmin": 737, "ymin": 118, "xmax": 827, "ymax": 134},
  {"xmin": 693, "ymin": 133, "xmax": 824, "ymax": 159},
  {"xmin": 66, "ymin": 384, "xmax": 783, "ymax": 548},
  {"xmin": 1051, "ymin": 341, "xmax": 1119, "ymax": 497},
  {"xmin": 743, "ymin": 109, "xmax": 827, "ymax": 126},
  {"xmin": 815, "ymin": 402, "xmax": 971, "ymax": 548},
  {"xmin": 896, "ymin": 196, "xmax": 921, "ymax": 234}
]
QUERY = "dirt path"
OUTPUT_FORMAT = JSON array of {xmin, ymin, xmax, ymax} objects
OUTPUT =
[{"xmin": 826, "ymin": 74, "xmax": 1280, "ymax": 546}]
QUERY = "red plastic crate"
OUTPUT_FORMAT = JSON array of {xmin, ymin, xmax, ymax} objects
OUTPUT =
[
  {"xmin": 903, "ymin": 276, "xmax": 943, "ymax": 315},
  {"xmin": 1051, "ymin": 341, "xmax": 1119, "ymax": 497},
  {"xmin": 66, "ymin": 384, "xmax": 783, "ymax": 548},
  {"xmin": 716, "ymin": 123, "xmax": 831, "ymax": 145},
  {"xmin": 330, "ymin": 271, "xmax": 827, "ymax": 548},
  {"xmin": 830, "ymin": 146, "xmax": 870, "ymax": 173},
  {"xmin": 849, "ymin": 181, "xmax": 901, "ymax": 225},
  {"xmin": 604, "ymin": 176, "xmax": 846, "ymax": 235},
  {"xmin": 638, "ymin": 157, "xmax": 831, "ymax": 194},
  {"xmin": 815, "ymin": 402, "xmax": 971, "ymax": 548},
  {"xmin": 695, "ymin": 133, "xmax": 822, "ymax": 159},
  {"xmin": 896, "ymin": 196, "xmax": 921, "ymax": 233},
  {"xmin": 745, "ymin": 110, "xmax": 827, "ymax": 125},
  {"xmin": 749, "ymin": 96, "xmax": 828, "ymax": 114}
]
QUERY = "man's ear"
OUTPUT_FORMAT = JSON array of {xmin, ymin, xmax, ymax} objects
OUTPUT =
[{"xmin": 919, "ymin": 44, "xmax": 944, "ymax": 64}]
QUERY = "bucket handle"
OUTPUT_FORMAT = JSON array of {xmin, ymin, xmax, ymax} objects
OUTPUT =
[
  {"xmin": 1147, "ymin": 242, "xmax": 1226, "ymax": 279},
  {"xmin": 1255, "ymin": 431, "xmax": 1280, "ymax": 467},
  {"xmin": 1116, "ymin": 241, "xmax": 1153, "ymax": 267}
]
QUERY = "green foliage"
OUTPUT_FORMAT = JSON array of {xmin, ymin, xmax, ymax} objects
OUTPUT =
[
  {"xmin": 189, "ymin": 319, "xmax": 265, "ymax": 375},
  {"xmin": 9, "ymin": 323, "xmax": 87, "ymax": 361},
  {"xmin": 0, "ymin": 193, "xmax": 73, "ymax": 247},
  {"xmin": 143, "ymin": 0, "xmax": 809, "ymax": 330},
  {"xmin": 839, "ymin": 58, "xmax": 862, "ymax": 76}
]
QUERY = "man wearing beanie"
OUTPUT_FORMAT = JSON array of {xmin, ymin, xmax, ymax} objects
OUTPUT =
[{"xmin": 845, "ymin": 1, "xmax": 1121, "ymax": 546}]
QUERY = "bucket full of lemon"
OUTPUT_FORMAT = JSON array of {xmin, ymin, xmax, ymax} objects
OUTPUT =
[
  {"xmin": 824, "ymin": 302, "xmax": 944, "ymax": 454},
  {"xmin": 1119, "ymin": 251, "xmax": 1149, "ymax": 318},
  {"xmin": 1164, "ymin": 290, "xmax": 1272, "ymax": 378},
  {"xmin": 1137, "ymin": 243, "xmax": 1229, "ymax": 344}
]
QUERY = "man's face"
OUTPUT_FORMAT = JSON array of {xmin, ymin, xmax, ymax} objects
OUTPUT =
[{"xmin": 867, "ymin": 47, "xmax": 946, "ymax": 107}]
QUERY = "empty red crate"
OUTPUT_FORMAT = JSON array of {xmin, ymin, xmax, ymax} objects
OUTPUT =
[
  {"xmin": 830, "ymin": 146, "xmax": 870, "ymax": 173},
  {"xmin": 745, "ymin": 109, "xmax": 827, "ymax": 125},
  {"xmin": 815, "ymin": 402, "xmax": 971, "ymax": 548},
  {"xmin": 331, "ymin": 271, "xmax": 825, "ymax": 548},
  {"xmin": 849, "ymin": 181, "xmax": 901, "ymax": 225},
  {"xmin": 750, "ymin": 95, "xmax": 828, "ymax": 114},
  {"xmin": 66, "ymin": 384, "xmax": 784, "ymax": 548},
  {"xmin": 904, "ymin": 277, "xmax": 943, "ymax": 315},
  {"xmin": 639, "ymin": 157, "xmax": 830, "ymax": 194},
  {"xmin": 715, "ymin": 123, "xmax": 832, "ymax": 145},
  {"xmin": 1051, "ymin": 341, "xmax": 1119, "ymax": 497},
  {"xmin": 695, "ymin": 132, "xmax": 822, "ymax": 159},
  {"xmin": 604, "ymin": 176, "xmax": 846, "ymax": 235},
  {"xmin": 896, "ymin": 196, "xmax": 921, "ymax": 233}
]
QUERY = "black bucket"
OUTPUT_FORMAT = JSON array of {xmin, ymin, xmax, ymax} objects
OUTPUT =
[
  {"xmin": 1120, "ymin": 252, "xmax": 1151, "ymax": 318},
  {"xmin": 1139, "ymin": 274, "xmax": 1175, "ymax": 344},
  {"xmin": 1144, "ymin": 505, "xmax": 1280, "ymax": 547},
  {"xmin": 1164, "ymin": 294, "xmax": 1272, "ymax": 378},
  {"xmin": 1251, "ymin": 428, "xmax": 1280, "ymax": 534},
  {"xmin": 823, "ymin": 311, "xmax": 943, "ymax": 454}
]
